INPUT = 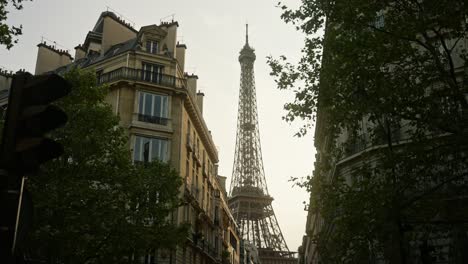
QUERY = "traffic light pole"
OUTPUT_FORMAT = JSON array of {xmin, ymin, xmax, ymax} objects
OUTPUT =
[
  {"xmin": 0, "ymin": 72, "xmax": 70, "ymax": 263},
  {"xmin": 0, "ymin": 73, "xmax": 30, "ymax": 262},
  {"xmin": 12, "ymin": 176, "xmax": 26, "ymax": 255}
]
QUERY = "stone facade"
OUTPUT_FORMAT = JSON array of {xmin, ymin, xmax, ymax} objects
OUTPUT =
[{"xmin": 34, "ymin": 11, "xmax": 241, "ymax": 264}]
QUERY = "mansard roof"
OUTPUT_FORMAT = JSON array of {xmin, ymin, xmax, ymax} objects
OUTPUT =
[{"xmin": 92, "ymin": 11, "xmax": 138, "ymax": 34}]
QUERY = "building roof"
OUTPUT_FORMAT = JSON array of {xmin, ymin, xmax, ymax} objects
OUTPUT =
[
  {"xmin": 159, "ymin": 20, "xmax": 179, "ymax": 28},
  {"xmin": 55, "ymin": 38, "xmax": 139, "ymax": 73},
  {"xmin": 37, "ymin": 42, "xmax": 73, "ymax": 60},
  {"xmin": 0, "ymin": 69, "xmax": 14, "ymax": 78},
  {"xmin": 93, "ymin": 11, "xmax": 138, "ymax": 34}
]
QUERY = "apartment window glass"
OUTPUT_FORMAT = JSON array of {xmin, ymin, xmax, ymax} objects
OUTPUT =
[
  {"xmin": 143, "ymin": 250, "xmax": 156, "ymax": 264},
  {"xmin": 133, "ymin": 135, "xmax": 170, "ymax": 162},
  {"xmin": 138, "ymin": 91, "xmax": 169, "ymax": 125},
  {"xmin": 146, "ymin": 40, "xmax": 158, "ymax": 54},
  {"xmin": 374, "ymin": 10, "xmax": 385, "ymax": 29},
  {"xmin": 214, "ymin": 206, "xmax": 219, "ymax": 222},
  {"xmin": 186, "ymin": 160, "xmax": 190, "ymax": 179},
  {"xmin": 96, "ymin": 70, "xmax": 103, "ymax": 83},
  {"xmin": 230, "ymin": 231, "xmax": 238, "ymax": 252},
  {"xmin": 184, "ymin": 205, "xmax": 189, "ymax": 222},
  {"xmin": 142, "ymin": 62, "xmax": 163, "ymax": 83}
]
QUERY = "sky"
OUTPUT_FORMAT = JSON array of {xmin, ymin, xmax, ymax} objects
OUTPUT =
[{"xmin": 0, "ymin": 0, "xmax": 316, "ymax": 251}]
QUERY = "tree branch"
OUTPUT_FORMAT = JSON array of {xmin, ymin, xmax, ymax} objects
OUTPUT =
[
  {"xmin": 431, "ymin": 26, "xmax": 468, "ymax": 109},
  {"xmin": 401, "ymin": 171, "xmax": 468, "ymax": 210}
]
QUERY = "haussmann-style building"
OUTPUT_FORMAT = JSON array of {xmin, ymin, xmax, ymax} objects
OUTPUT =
[{"xmin": 31, "ymin": 11, "xmax": 241, "ymax": 264}]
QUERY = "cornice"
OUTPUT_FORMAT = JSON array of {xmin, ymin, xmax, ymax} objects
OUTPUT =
[{"xmin": 183, "ymin": 92, "xmax": 219, "ymax": 163}]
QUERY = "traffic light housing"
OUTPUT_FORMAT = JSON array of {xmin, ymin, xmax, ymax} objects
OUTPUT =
[
  {"xmin": 0, "ymin": 72, "xmax": 71, "ymax": 173},
  {"xmin": 0, "ymin": 72, "xmax": 71, "ymax": 261}
]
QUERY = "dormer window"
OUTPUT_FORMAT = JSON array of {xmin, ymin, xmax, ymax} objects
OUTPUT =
[{"xmin": 146, "ymin": 40, "xmax": 158, "ymax": 54}]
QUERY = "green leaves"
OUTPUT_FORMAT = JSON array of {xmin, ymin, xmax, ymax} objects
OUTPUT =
[
  {"xmin": 0, "ymin": 0, "xmax": 29, "ymax": 49},
  {"xmin": 272, "ymin": 0, "xmax": 467, "ymax": 262},
  {"xmin": 25, "ymin": 68, "xmax": 186, "ymax": 263}
]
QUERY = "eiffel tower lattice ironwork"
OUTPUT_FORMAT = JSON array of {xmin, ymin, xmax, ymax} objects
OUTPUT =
[{"xmin": 228, "ymin": 25, "xmax": 296, "ymax": 264}]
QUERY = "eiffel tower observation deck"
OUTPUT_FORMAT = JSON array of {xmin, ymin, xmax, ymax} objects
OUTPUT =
[{"xmin": 228, "ymin": 25, "xmax": 297, "ymax": 264}]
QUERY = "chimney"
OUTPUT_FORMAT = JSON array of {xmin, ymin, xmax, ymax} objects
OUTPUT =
[
  {"xmin": 160, "ymin": 21, "xmax": 179, "ymax": 58},
  {"xmin": 186, "ymin": 74, "xmax": 198, "ymax": 97},
  {"xmin": 196, "ymin": 91, "xmax": 204, "ymax": 115},
  {"xmin": 35, "ymin": 42, "xmax": 73, "ymax": 75},
  {"xmin": 74, "ymin": 44, "xmax": 86, "ymax": 60},
  {"xmin": 217, "ymin": 175, "xmax": 227, "ymax": 195},
  {"xmin": 176, "ymin": 42, "xmax": 187, "ymax": 72}
]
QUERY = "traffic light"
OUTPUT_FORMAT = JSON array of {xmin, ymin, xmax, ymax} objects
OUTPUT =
[
  {"xmin": 1, "ymin": 72, "xmax": 71, "ymax": 173},
  {"xmin": 0, "ymin": 72, "xmax": 71, "ymax": 261}
]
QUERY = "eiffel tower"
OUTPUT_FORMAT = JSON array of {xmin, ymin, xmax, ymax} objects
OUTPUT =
[{"xmin": 228, "ymin": 25, "xmax": 296, "ymax": 264}]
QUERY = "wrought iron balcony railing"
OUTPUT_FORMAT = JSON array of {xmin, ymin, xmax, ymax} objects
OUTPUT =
[
  {"xmin": 137, "ymin": 113, "xmax": 169, "ymax": 125},
  {"xmin": 97, "ymin": 67, "xmax": 186, "ymax": 89},
  {"xmin": 186, "ymin": 133, "xmax": 193, "ymax": 152},
  {"xmin": 342, "ymin": 130, "xmax": 404, "ymax": 157}
]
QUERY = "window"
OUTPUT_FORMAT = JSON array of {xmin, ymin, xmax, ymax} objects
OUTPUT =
[
  {"xmin": 374, "ymin": 10, "xmax": 385, "ymax": 29},
  {"xmin": 138, "ymin": 91, "xmax": 169, "ymax": 125},
  {"xmin": 146, "ymin": 40, "xmax": 158, "ymax": 54},
  {"xmin": 184, "ymin": 205, "xmax": 190, "ymax": 222},
  {"xmin": 143, "ymin": 249, "xmax": 156, "ymax": 264},
  {"xmin": 142, "ymin": 62, "xmax": 163, "ymax": 83},
  {"xmin": 214, "ymin": 206, "xmax": 219, "ymax": 222},
  {"xmin": 230, "ymin": 231, "xmax": 238, "ymax": 252},
  {"xmin": 133, "ymin": 135, "xmax": 170, "ymax": 163},
  {"xmin": 96, "ymin": 69, "xmax": 103, "ymax": 83}
]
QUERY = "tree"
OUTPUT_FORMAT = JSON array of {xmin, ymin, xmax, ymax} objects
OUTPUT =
[
  {"xmin": 21, "ymin": 68, "xmax": 187, "ymax": 263},
  {"xmin": 268, "ymin": 1, "xmax": 467, "ymax": 263},
  {"xmin": 0, "ymin": 0, "xmax": 29, "ymax": 49}
]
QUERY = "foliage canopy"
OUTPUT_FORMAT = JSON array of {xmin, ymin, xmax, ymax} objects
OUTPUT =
[
  {"xmin": 0, "ymin": 0, "xmax": 29, "ymax": 49},
  {"xmin": 269, "ymin": 0, "xmax": 467, "ymax": 263},
  {"xmin": 22, "ymin": 69, "xmax": 187, "ymax": 263}
]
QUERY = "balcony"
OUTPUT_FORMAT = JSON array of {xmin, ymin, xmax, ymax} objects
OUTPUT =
[
  {"xmin": 342, "ymin": 129, "xmax": 404, "ymax": 158},
  {"xmin": 184, "ymin": 179, "xmax": 190, "ymax": 193},
  {"xmin": 186, "ymin": 133, "xmax": 193, "ymax": 152},
  {"xmin": 193, "ymin": 144, "xmax": 198, "ymax": 157},
  {"xmin": 191, "ymin": 185, "xmax": 200, "ymax": 202},
  {"xmin": 202, "ymin": 163, "xmax": 209, "ymax": 177},
  {"xmin": 97, "ymin": 67, "xmax": 186, "ymax": 89},
  {"xmin": 343, "ymin": 136, "xmax": 367, "ymax": 156},
  {"xmin": 194, "ymin": 146, "xmax": 201, "ymax": 166},
  {"xmin": 137, "ymin": 113, "xmax": 169, "ymax": 125},
  {"xmin": 205, "ymin": 243, "xmax": 218, "ymax": 260}
]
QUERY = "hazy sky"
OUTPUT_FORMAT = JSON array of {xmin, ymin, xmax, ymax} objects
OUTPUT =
[{"xmin": 0, "ymin": 0, "xmax": 316, "ymax": 250}]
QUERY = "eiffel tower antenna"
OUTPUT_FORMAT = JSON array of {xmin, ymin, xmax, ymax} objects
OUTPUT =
[
  {"xmin": 246, "ymin": 23, "xmax": 249, "ymax": 45},
  {"xmin": 228, "ymin": 25, "xmax": 296, "ymax": 264}
]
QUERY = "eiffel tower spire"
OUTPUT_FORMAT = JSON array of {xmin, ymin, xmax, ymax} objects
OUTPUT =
[
  {"xmin": 229, "ymin": 25, "xmax": 296, "ymax": 264},
  {"xmin": 245, "ymin": 23, "xmax": 249, "ymax": 45}
]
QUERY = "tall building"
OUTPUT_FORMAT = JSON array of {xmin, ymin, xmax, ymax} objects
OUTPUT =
[
  {"xmin": 0, "ymin": 69, "xmax": 13, "ymax": 110},
  {"xmin": 228, "ymin": 25, "xmax": 297, "ymax": 264},
  {"xmin": 30, "ymin": 11, "xmax": 241, "ymax": 264},
  {"xmin": 299, "ymin": 3, "xmax": 468, "ymax": 264}
]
